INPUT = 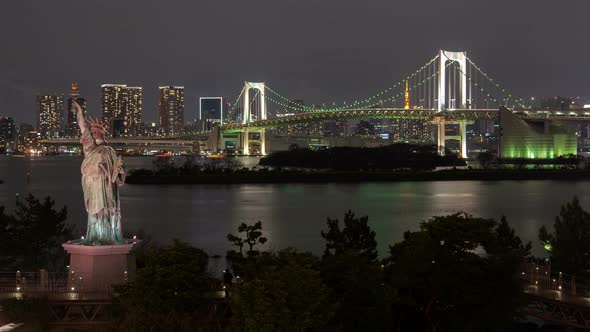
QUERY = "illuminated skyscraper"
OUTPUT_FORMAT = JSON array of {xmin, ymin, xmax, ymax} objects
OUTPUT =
[
  {"xmin": 159, "ymin": 86, "xmax": 185, "ymax": 135},
  {"xmin": 101, "ymin": 84, "xmax": 143, "ymax": 137},
  {"xmin": 125, "ymin": 87, "xmax": 143, "ymax": 136},
  {"xmin": 0, "ymin": 117, "xmax": 16, "ymax": 153},
  {"xmin": 37, "ymin": 94, "xmax": 63, "ymax": 138},
  {"xmin": 65, "ymin": 83, "xmax": 87, "ymax": 138},
  {"xmin": 101, "ymin": 84, "xmax": 127, "ymax": 136}
]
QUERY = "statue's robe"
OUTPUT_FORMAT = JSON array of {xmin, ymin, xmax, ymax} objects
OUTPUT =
[{"xmin": 80, "ymin": 130, "xmax": 125, "ymax": 244}]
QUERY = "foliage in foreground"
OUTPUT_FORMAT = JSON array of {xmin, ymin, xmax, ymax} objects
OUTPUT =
[
  {"xmin": 230, "ymin": 249, "xmax": 334, "ymax": 332},
  {"xmin": 113, "ymin": 239, "xmax": 214, "ymax": 332},
  {"xmin": 225, "ymin": 211, "xmax": 530, "ymax": 331},
  {"xmin": 387, "ymin": 212, "xmax": 529, "ymax": 331},
  {"xmin": 112, "ymin": 199, "xmax": 590, "ymax": 331},
  {"xmin": 539, "ymin": 196, "xmax": 590, "ymax": 275},
  {"xmin": 0, "ymin": 194, "xmax": 72, "ymax": 270}
]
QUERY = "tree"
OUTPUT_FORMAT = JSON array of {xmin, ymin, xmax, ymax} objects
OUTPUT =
[
  {"xmin": 153, "ymin": 156, "xmax": 175, "ymax": 174},
  {"xmin": 0, "ymin": 194, "xmax": 72, "ymax": 270},
  {"xmin": 488, "ymin": 216, "xmax": 531, "ymax": 257},
  {"xmin": 230, "ymin": 249, "xmax": 334, "ymax": 332},
  {"xmin": 227, "ymin": 221, "xmax": 267, "ymax": 257},
  {"xmin": 321, "ymin": 210, "xmax": 378, "ymax": 263},
  {"xmin": 114, "ymin": 240, "xmax": 213, "ymax": 331},
  {"xmin": 319, "ymin": 211, "xmax": 393, "ymax": 330},
  {"xmin": 386, "ymin": 212, "xmax": 524, "ymax": 331},
  {"xmin": 0, "ymin": 206, "xmax": 16, "ymax": 268},
  {"xmin": 539, "ymin": 196, "xmax": 590, "ymax": 275},
  {"xmin": 476, "ymin": 152, "xmax": 495, "ymax": 168},
  {"xmin": 320, "ymin": 254, "xmax": 395, "ymax": 331}
]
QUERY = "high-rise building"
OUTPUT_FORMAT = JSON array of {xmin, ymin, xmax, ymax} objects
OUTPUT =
[
  {"xmin": 101, "ymin": 84, "xmax": 126, "ymax": 136},
  {"xmin": 199, "ymin": 97, "xmax": 223, "ymax": 130},
  {"xmin": 65, "ymin": 83, "xmax": 87, "ymax": 138},
  {"xmin": 0, "ymin": 117, "xmax": 16, "ymax": 153},
  {"xmin": 159, "ymin": 86, "xmax": 185, "ymax": 135},
  {"xmin": 37, "ymin": 94, "xmax": 63, "ymax": 138},
  {"xmin": 125, "ymin": 87, "xmax": 143, "ymax": 136},
  {"xmin": 17, "ymin": 123, "xmax": 36, "ymax": 152},
  {"xmin": 101, "ymin": 84, "xmax": 143, "ymax": 137}
]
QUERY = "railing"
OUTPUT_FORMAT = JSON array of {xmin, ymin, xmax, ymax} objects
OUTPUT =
[
  {"xmin": 0, "ymin": 270, "xmax": 116, "ymax": 298},
  {"xmin": 0, "ymin": 271, "xmax": 67, "ymax": 293},
  {"xmin": 522, "ymin": 261, "xmax": 590, "ymax": 300},
  {"xmin": 0, "ymin": 270, "xmax": 224, "ymax": 300}
]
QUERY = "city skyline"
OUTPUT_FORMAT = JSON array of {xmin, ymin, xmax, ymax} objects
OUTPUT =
[{"xmin": 1, "ymin": 0, "xmax": 589, "ymax": 125}]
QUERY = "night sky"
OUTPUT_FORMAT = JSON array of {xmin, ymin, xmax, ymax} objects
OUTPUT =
[{"xmin": 1, "ymin": 0, "xmax": 588, "ymax": 125}]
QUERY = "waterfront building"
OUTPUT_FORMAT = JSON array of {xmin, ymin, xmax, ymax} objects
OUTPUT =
[
  {"xmin": 18, "ymin": 123, "xmax": 39, "ymax": 153},
  {"xmin": 499, "ymin": 107, "xmax": 577, "ymax": 158},
  {"xmin": 199, "ymin": 97, "xmax": 223, "ymax": 130},
  {"xmin": 142, "ymin": 122, "xmax": 162, "ymax": 137},
  {"xmin": 101, "ymin": 84, "xmax": 143, "ymax": 137},
  {"xmin": 159, "ymin": 86, "xmax": 185, "ymax": 135},
  {"xmin": 65, "ymin": 83, "xmax": 87, "ymax": 138},
  {"xmin": 0, "ymin": 117, "xmax": 16, "ymax": 153},
  {"xmin": 393, "ymin": 119, "xmax": 432, "ymax": 143},
  {"xmin": 101, "ymin": 84, "xmax": 126, "ymax": 136},
  {"xmin": 126, "ymin": 87, "xmax": 143, "ymax": 136},
  {"xmin": 354, "ymin": 120, "xmax": 375, "ymax": 136},
  {"xmin": 37, "ymin": 94, "xmax": 63, "ymax": 138}
]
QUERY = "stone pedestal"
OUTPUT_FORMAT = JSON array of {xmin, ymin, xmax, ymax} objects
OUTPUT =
[{"xmin": 62, "ymin": 241, "xmax": 138, "ymax": 292}]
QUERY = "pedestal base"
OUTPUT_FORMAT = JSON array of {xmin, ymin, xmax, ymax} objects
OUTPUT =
[{"xmin": 62, "ymin": 241, "xmax": 138, "ymax": 292}]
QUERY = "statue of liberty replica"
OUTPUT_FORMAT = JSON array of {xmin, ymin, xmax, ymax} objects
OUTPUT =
[{"xmin": 71, "ymin": 99, "xmax": 125, "ymax": 244}]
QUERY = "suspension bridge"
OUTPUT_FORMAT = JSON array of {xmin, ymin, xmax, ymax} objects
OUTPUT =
[
  {"xmin": 43, "ymin": 49, "xmax": 590, "ymax": 157},
  {"xmin": 181, "ymin": 49, "xmax": 590, "ymax": 157}
]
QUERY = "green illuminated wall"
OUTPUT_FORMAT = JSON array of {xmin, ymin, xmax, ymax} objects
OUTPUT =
[{"xmin": 499, "ymin": 108, "xmax": 577, "ymax": 159}]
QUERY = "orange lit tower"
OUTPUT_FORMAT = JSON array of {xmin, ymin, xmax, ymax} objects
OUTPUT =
[{"xmin": 404, "ymin": 80, "xmax": 410, "ymax": 109}]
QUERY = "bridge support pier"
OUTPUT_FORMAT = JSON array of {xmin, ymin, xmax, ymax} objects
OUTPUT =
[
  {"xmin": 434, "ymin": 118, "xmax": 470, "ymax": 158},
  {"xmin": 242, "ymin": 129, "xmax": 249, "ymax": 156},
  {"xmin": 460, "ymin": 121, "xmax": 467, "ymax": 158},
  {"xmin": 437, "ymin": 119, "xmax": 446, "ymax": 156},
  {"xmin": 260, "ymin": 129, "xmax": 266, "ymax": 156},
  {"xmin": 241, "ymin": 129, "xmax": 266, "ymax": 156}
]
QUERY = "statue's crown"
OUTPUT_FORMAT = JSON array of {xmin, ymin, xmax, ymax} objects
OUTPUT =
[{"xmin": 86, "ymin": 117, "xmax": 107, "ymax": 136}]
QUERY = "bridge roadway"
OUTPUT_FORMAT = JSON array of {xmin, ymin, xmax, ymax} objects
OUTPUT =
[
  {"xmin": 223, "ymin": 108, "xmax": 590, "ymax": 131},
  {"xmin": 41, "ymin": 108, "xmax": 590, "ymax": 145},
  {"xmin": 208, "ymin": 107, "xmax": 590, "ymax": 137}
]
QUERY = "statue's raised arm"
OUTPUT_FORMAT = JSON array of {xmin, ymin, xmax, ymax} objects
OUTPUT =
[{"xmin": 71, "ymin": 99, "xmax": 87, "ymax": 134}]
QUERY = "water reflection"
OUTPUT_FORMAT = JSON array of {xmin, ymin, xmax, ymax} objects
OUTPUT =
[{"xmin": 1, "ymin": 156, "xmax": 589, "ymax": 257}]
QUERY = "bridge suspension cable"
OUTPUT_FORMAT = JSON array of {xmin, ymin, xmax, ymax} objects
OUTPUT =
[
  {"xmin": 263, "ymin": 59, "xmax": 453, "ymax": 114},
  {"xmin": 447, "ymin": 56, "xmax": 523, "ymax": 109},
  {"xmin": 264, "ymin": 54, "xmax": 441, "ymax": 112},
  {"xmin": 225, "ymin": 87, "xmax": 245, "ymax": 124},
  {"xmin": 466, "ymin": 57, "xmax": 526, "ymax": 109}
]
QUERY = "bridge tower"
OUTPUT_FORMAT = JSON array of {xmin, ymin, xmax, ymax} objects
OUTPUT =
[
  {"xmin": 436, "ymin": 50, "xmax": 469, "ymax": 158},
  {"xmin": 241, "ymin": 81, "xmax": 267, "ymax": 155},
  {"xmin": 438, "ymin": 50, "xmax": 467, "ymax": 111}
]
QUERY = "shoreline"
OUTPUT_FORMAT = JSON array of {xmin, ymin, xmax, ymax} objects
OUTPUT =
[{"xmin": 126, "ymin": 169, "xmax": 590, "ymax": 185}]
